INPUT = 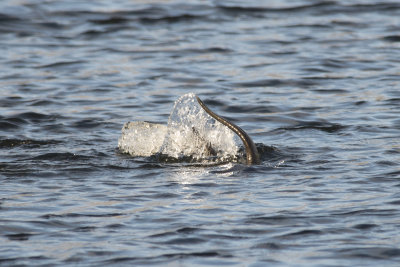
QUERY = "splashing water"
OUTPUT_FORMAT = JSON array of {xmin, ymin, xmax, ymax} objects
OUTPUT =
[
  {"xmin": 118, "ymin": 93, "xmax": 240, "ymax": 163},
  {"xmin": 118, "ymin": 121, "xmax": 168, "ymax": 157}
]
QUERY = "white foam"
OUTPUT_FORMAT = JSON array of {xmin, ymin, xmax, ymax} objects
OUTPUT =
[
  {"xmin": 118, "ymin": 121, "xmax": 167, "ymax": 157},
  {"xmin": 118, "ymin": 93, "xmax": 240, "ymax": 163}
]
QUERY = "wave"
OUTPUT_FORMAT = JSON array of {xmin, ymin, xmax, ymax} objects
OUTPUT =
[{"xmin": 0, "ymin": 138, "xmax": 61, "ymax": 149}]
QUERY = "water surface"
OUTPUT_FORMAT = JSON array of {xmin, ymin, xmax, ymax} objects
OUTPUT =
[{"xmin": 1, "ymin": 0, "xmax": 400, "ymax": 266}]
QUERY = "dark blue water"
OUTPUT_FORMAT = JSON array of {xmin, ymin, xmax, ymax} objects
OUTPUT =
[{"xmin": 1, "ymin": 0, "xmax": 400, "ymax": 266}]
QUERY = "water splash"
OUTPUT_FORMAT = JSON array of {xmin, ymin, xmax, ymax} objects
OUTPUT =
[
  {"xmin": 118, "ymin": 93, "xmax": 240, "ymax": 163},
  {"xmin": 118, "ymin": 121, "xmax": 167, "ymax": 157}
]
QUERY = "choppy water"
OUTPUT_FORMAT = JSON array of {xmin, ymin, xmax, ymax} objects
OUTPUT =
[{"xmin": 1, "ymin": 0, "xmax": 400, "ymax": 266}]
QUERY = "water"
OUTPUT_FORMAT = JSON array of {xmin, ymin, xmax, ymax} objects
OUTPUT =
[
  {"xmin": 1, "ymin": 0, "xmax": 400, "ymax": 266},
  {"xmin": 119, "ymin": 93, "xmax": 243, "ymax": 163}
]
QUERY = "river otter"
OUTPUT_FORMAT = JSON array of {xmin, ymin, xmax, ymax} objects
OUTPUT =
[{"xmin": 196, "ymin": 96, "xmax": 260, "ymax": 165}]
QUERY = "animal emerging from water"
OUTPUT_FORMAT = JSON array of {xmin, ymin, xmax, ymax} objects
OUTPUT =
[
  {"xmin": 119, "ymin": 94, "xmax": 260, "ymax": 165},
  {"xmin": 196, "ymin": 96, "xmax": 260, "ymax": 165}
]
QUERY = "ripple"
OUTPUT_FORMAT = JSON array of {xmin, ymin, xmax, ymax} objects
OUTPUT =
[
  {"xmin": 0, "ymin": 121, "xmax": 20, "ymax": 130},
  {"xmin": 336, "ymin": 247, "xmax": 400, "ymax": 260},
  {"xmin": 41, "ymin": 212, "xmax": 125, "ymax": 219},
  {"xmin": 353, "ymin": 223, "xmax": 377, "ymax": 230},
  {"xmin": 6, "ymin": 233, "xmax": 33, "ymax": 241},
  {"xmin": 70, "ymin": 119, "xmax": 103, "ymax": 129},
  {"xmin": 36, "ymin": 60, "xmax": 86, "ymax": 69},
  {"xmin": 234, "ymin": 78, "xmax": 318, "ymax": 88},
  {"xmin": 281, "ymin": 229, "xmax": 323, "ymax": 238},
  {"xmin": 279, "ymin": 121, "xmax": 347, "ymax": 133},
  {"xmin": 382, "ymin": 35, "xmax": 400, "ymax": 42},
  {"xmin": 164, "ymin": 237, "xmax": 206, "ymax": 245},
  {"xmin": 0, "ymin": 138, "xmax": 61, "ymax": 149},
  {"xmin": 31, "ymin": 152, "xmax": 91, "ymax": 161},
  {"xmin": 215, "ymin": 1, "xmax": 336, "ymax": 13}
]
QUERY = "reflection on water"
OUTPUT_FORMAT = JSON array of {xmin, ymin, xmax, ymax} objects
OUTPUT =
[{"xmin": 1, "ymin": 0, "xmax": 400, "ymax": 266}]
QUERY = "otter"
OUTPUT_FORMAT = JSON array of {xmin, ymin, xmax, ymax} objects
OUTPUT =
[{"xmin": 196, "ymin": 96, "xmax": 260, "ymax": 165}]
